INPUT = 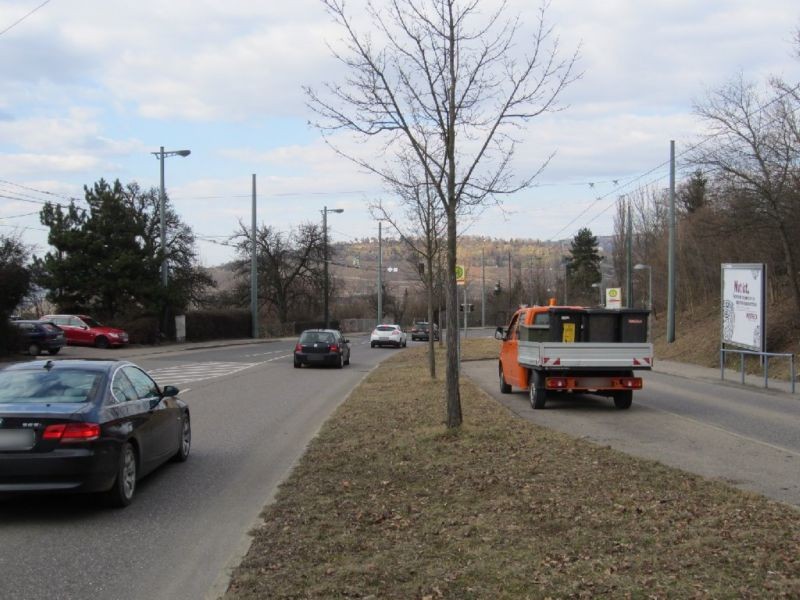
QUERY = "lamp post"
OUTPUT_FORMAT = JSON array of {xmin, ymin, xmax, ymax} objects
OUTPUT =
[
  {"xmin": 591, "ymin": 282, "xmax": 603, "ymax": 306},
  {"xmin": 151, "ymin": 146, "xmax": 191, "ymax": 287},
  {"xmin": 322, "ymin": 206, "xmax": 344, "ymax": 328},
  {"xmin": 633, "ymin": 264, "xmax": 652, "ymax": 311}
]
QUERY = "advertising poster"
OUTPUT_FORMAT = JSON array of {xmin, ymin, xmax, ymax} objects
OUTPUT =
[{"xmin": 721, "ymin": 263, "xmax": 765, "ymax": 351}]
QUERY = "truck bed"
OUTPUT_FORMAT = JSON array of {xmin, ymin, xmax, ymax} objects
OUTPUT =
[{"xmin": 518, "ymin": 341, "xmax": 653, "ymax": 370}]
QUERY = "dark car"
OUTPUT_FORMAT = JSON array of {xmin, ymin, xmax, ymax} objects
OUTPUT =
[
  {"xmin": 10, "ymin": 320, "xmax": 66, "ymax": 356},
  {"xmin": 0, "ymin": 359, "xmax": 190, "ymax": 507},
  {"xmin": 294, "ymin": 329, "xmax": 351, "ymax": 368},
  {"xmin": 410, "ymin": 321, "xmax": 439, "ymax": 341},
  {"xmin": 40, "ymin": 315, "xmax": 129, "ymax": 348}
]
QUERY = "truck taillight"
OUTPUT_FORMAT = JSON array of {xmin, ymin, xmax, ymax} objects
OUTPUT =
[
  {"xmin": 546, "ymin": 377, "xmax": 567, "ymax": 389},
  {"xmin": 619, "ymin": 378, "xmax": 642, "ymax": 389}
]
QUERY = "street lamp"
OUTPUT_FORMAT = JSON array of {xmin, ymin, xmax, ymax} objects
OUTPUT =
[
  {"xmin": 151, "ymin": 146, "xmax": 191, "ymax": 287},
  {"xmin": 322, "ymin": 206, "xmax": 344, "ymax": 328},
  {"xmin": 591, "ymin": 282, "xmax": 603, "ymax": 306},
  {"xmin": 633, "ymin": 264, "xmax": 652, "ymax": 311}
]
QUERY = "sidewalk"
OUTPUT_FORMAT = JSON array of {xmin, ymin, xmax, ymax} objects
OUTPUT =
[{"xmin": 654, "ymin": 358, "xmax": 797, "ymax": 395}]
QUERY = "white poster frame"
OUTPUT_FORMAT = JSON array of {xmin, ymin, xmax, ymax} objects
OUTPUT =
[{"xmin": 721, "ymin": 263, "xmax": 766, "ymax": 352}]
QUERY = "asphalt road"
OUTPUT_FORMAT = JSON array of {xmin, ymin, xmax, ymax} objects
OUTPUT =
[
  {"xmin": 0, "ymin": 334, "xmax": 400, "ymax": 600},
  {"xmin": 464, "ymin": 359, "xmax": 800, "ymax": 507}
]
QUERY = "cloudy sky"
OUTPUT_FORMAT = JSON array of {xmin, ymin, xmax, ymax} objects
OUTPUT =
[{"xmin": 1, "ymin": 0, "xmax": 797, "ymax": 266}]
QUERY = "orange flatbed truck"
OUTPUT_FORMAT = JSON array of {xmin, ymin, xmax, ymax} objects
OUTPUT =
[{"xmin": 496, "ymin": 303, "xmax": 652, "ymax": 410}]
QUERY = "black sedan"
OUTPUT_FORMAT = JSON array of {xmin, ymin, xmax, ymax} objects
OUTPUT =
[
  {"xmin": 294, "ymin": 329, "xmax": 351, "ymax": 368},
  {"xmin": 10, "ymin": 320, "xmax": 66, "ymax": 355},
  {"xmin": 0, "ymin": 359, "xmax": 190, "ymax": 507}
]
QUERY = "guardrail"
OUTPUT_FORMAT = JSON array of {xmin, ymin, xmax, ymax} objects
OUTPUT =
[{"xmin": 720, "ymin": 347, "xmax": 796, "ymax": 393}]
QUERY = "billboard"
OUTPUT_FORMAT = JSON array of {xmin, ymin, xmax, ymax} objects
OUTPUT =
[{"xmin": 721, "ymin": 263, "xmax": 765, "ymax": 352}]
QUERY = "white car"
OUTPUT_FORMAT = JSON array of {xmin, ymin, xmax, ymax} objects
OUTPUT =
[{"xmin": 370, "ymin": 324, "xmax": 407, "ymax": 348}]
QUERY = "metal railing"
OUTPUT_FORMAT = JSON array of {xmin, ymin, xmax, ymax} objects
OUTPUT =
[{"xmin": 720, "ymin": 347, "xmax": 796, "ymax": 393}]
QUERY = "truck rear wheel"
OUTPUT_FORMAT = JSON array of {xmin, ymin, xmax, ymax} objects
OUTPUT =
[
  {"xmin": 499, "ymin": 365, "xmax": 511, "ymax": 394},
  {"xmin": 529, "ymin": 370, "xmax": 546, "ymax": 409},
  {"xmin": 613, "ymin": 390, "xmax": 633, "ymax": 410},
  {"xmin": 529, "ymin": 384, "xmax": 546, "ymax": 409}
]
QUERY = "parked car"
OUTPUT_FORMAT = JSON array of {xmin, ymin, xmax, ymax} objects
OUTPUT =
[
  {"xmin": 370, "ymin": 324, "xmax": 407, "ymax": 348},
  {"xmin": 41, "ymin": 315, "xmax": 129, "ymax": 348},
  {"xmin": 9, "ymin": 320, "xmax": 66, "ymax": 356},
  {"xmin": 0, "ymin": 359, "xmax": 190, "ymax": 507},
  {"xmin": 294, "ymin": 329, "xmax": 351, "ymax": 368},
  {"xmin": 410, "ymin": 321, "xmax": 439, "ymax": 342}
]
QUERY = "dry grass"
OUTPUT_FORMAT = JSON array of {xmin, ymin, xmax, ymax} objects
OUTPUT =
[{"xmin": 226, "ymin": 343, "xmax": 800, "ymax": 599}]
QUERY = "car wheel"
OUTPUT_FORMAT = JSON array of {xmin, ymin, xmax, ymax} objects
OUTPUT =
[
  {"xmin": 613, "ymin": 390, "xmax": 633, "ymax": 410},
  {"xmin": 27, "ymin": 342, "xmax": 41, "ymax": 356},
  {"xmin": 403, "ymin": 339, "xmax": 407, "ymax": 347},
  {"xmin": 47, "ymin": 347, "xmax": 61, "ymax": 355},
  {"xmin": 104, "ymin": 442, "xmax": 137, "ymax": 508},
  {"xmin": 173, "ymin": 415, "xmax": 191, "ymax": 462},
  {"xmin": 499, "ymin": 365, "xmax": 511, "ymax": 394},
  {"xmin": 95, "ymin": 336, "xmax": 110, "ymax": 349},
  {"xmin": 371, "ymin": 342, "xmax": 376, "ymax": 348},
  {"xmin": 336, "ymin": 353, "xmax": 344, "ymax": 369},
  {"xmin": 294, "ymin": 358, "xmax": 301, "ymax": 368},
  {"xmin": 344, "ymin": 353, "xmax": 350, "ymax": 366}
]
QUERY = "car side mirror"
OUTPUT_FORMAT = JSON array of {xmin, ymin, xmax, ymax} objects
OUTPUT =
[
  {"xmin": 495, "ymin": 326, "xmax": 505, "ymax": 341},
  {"xmin": 162, "ymin": 385, "xmax": 179, "ymax": 397},
  {"xmin": 343, "ymin": 338, "xmax": 350, "ymax": 344}
]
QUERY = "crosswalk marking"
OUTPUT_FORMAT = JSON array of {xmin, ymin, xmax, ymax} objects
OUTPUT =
[{"xmin": 148, "ymin": 361, "xmax": 262, "ymax": 386}]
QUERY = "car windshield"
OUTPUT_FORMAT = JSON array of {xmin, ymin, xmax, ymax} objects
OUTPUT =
[
  {"xmin": 0, "ymin": 369, "xmax": 102, "ymax": 404},
  {"xmin": 300, "ymin": 331, "xmax": 335, "ymax": 344},
  {"xmin": 376, "ymin": 326, "xmax": 397, "ymax": 332},
  {"xmin": 81, "ymin": 317, "xmax": 102, "ymax": 328}
]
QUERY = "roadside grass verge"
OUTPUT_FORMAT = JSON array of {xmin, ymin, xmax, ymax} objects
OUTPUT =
[{"xmin": 226, "ymin": 343, "xmax": 800, "ymax": 599}]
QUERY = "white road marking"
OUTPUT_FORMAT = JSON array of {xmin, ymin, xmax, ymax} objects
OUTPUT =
[{"xmin": 148, "ymin": 361, "xmax": 262, "ymax": 386}]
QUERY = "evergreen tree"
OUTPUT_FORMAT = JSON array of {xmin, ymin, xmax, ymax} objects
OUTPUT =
[
  {"xmin": 567, "ymin": 228, "xmax": 602, "ymax": 304},
  {"xmin": 0, "ymin": 234, "xmax": 31, "ymax": 353},
  {"xmin": 36, "ymin": 178, "xmax": 211, "ymax": 320}
]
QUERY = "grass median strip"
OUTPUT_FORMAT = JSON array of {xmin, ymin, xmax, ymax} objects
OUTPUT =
[{"xmin": 226, "ymin": 343, "xmax": 800, "ymax": 599}]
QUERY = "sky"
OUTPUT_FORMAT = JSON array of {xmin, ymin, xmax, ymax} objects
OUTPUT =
[{"xmin": 1, "ymin": 0, "xmax": 798, "ymax": 267}]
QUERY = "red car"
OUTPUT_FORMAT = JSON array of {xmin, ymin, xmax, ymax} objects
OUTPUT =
[{"xmin": 41, "ymin": 315, "xmax": 129, "ymax": 348}]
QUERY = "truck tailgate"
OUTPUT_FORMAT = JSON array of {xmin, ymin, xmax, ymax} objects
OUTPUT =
[{"xmin": 518, "ymin": 341, "xmax": 653, "ymax": 369}]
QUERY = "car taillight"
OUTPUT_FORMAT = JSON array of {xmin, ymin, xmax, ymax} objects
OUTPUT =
[
  {"xmin": 392, "ymin": 331, "xmax": 399, "ymax": 336},
  {"xmin": 295, "ymin": 343, "xmax": 302, "ymax": 352},
  {"xmin": 546, "ymin": 377, "xmax": 568, "ymax": 389},
  {"xmin": 43, "ymin": 423, "xmax": 101, "ymax": 442},
  {"xmin": 330, "ymin": 344, "xmax": 339, "ymax": 353}
]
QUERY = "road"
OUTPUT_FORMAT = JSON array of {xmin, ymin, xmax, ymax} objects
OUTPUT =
[
  {"xmin": 464, "ymin": 359, "xmax": 800, "ymax": 507},
  {"xmin": 0, "ymin": 334, "xmax": 399, "ymax": 600}
]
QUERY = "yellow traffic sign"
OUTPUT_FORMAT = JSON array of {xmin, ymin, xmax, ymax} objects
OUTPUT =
[{"xmin": 455, "ymin": 264, "xmax": 466, "ymax": 285}]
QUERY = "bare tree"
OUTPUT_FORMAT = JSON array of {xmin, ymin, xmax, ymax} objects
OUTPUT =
[
  {"xmin": 307, "ymin": 0, "xmax": 579, "ymax": 427},
  {"xmin": 371, "ymin": 153, "xmax": 446, "ymax": 378},
  {"xmin": 690, "ymin": 74, "xmax": 800, "ymax": 315},
  {"xmin": 231, "ymin": 223, "xmax": 325, "ymax": 324}
]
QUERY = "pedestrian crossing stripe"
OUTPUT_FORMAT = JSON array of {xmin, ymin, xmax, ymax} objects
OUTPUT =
[{"xmin": 148, "ymin": 361, "xmax": 261, "ymax": 386}]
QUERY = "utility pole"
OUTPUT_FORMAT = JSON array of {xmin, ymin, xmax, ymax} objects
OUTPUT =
[
  {"xmin": 481, "ymin": 247, "xmax": 486, "ymax": 328},
  {"xmin": 377, "ymin": 221, "xmax": 383, "ymax": 325},
  {"xmin": 250, "ymin": 174, "xmax": 258, "ymax": 338},
  {"xmin": 322, "ymin": 206, "xmax": 343, "ymax": 329},
  {"xmin": 667, "ymin": 140, "xmax": 676, "ymax": 342},
  {"xmin": 626, "ymin": 197, "xmax": 633, "ymax": 308}
]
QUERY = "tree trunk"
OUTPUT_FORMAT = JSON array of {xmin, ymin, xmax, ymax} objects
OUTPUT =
[
  {"xmin": 445, "ymin": 204, "xmax": 462, "ymax": 428},
  {"xmin": 427, "ymin": 253, "xmax": 436, "ymax": 379}
]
